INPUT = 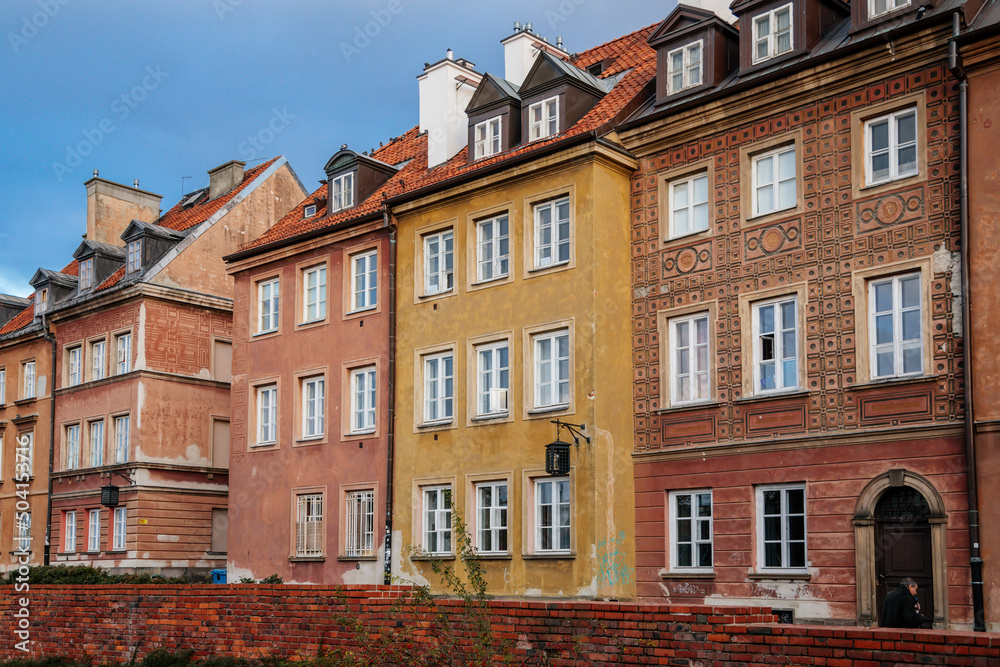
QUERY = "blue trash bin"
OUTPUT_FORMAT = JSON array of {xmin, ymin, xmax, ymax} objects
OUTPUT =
[{"xmin": 211, "ymin": 568, "xmax": 227, "ymax": 584}]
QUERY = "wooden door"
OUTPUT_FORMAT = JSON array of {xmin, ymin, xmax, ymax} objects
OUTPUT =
[{"xmin": 874, "ymin": 487, "xmax": 933, "ymax": 627}]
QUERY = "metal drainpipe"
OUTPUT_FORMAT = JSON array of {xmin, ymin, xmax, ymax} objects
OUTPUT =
[
  {"xmin": 948, "ymin": 10, "xmax": 986, "ymax": 632},
  {"xmin": 40, "ymin": 313, "xmax": 56, "ymax": 566},
  {"xmin": 382, "ymin": 203, "xmax": 397, "ymax": 585}
]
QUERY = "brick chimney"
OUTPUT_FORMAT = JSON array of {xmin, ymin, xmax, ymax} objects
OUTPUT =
[
  {"xmin": 418, "ymin": 50, "xmax": 482, "ymax": 169},
  {"xmin": 208, "ymin": 160, "xmax": 246, "ymax": 200},
  {"xmin": 85, "ymin": 177, "xmax": 162, "ymax": 247}
]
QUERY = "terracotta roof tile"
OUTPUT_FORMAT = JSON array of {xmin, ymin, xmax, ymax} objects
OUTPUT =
[
  {"xmin": 158, "ymin": 157, "xmax": 280, "ymax": 232},
  {"xmin": 0, "ymin": 298, "xmax": 34, "ymax": 336},
  {"xmin": 60, "ymin": 260, "xmax": 79, "ymax": 277},
  {"xmin": 95, "ymin": 266, "xmax": 126, "ymax": 292}
]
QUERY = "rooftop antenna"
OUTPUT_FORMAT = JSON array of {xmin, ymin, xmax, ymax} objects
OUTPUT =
[{"xmin": 181, "ymin": 176, "xmax": 192, "ymax": 196}]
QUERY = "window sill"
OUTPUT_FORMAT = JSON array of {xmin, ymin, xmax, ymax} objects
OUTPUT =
[
  {"xmin": 289, "ymin": 556, "xmax": 326, "ymax": 562},
  {"xmin": 250, "ymin": 442, "xmax": 277, "ymax": 449},
  {"xmin": 417, "ymin": 419, "xmax": 453, "ymax": 430},
  {"xmin": 526, "ymin": 261, "xmax": 571, "ymax": 275},
  {"xmin": 474, "ymin": 553, "xmax": 513, "ymax": 560},
  {"xmin": 471, "ymin": 413, "xmax": 509, "ymax": 423},
  {"xmin": 523, "ymin": 551, "xmax": 576, "ymax": 560},
  {"xmin": 527, "ymin": 404, "xmax": 570, "ymax": 416},
  {"xmin": 107, "ymin": 550, "xmax": 127, "ymax": 554},
  {"xmin": 347, "ymin": 429, "xmax": 376, "ymax": 437},
  {"xmin": 297, "ymin": 436, "xmax": 325, "ymax": 443},
  {"xmin": 851, "ymin": 374, "xmax": 936, "ymax": 390},
  {"xmin": 14, "ymin": 398, "xmax": 37, "ymax": 407},
  {"xmin": 410, "ymin": 553, "xmax": 455, "ymax": 561},
  {"xmin": 418, "ymin": 289, "xmax": 455, "ymax": 301},
  {"xmin": 748, "ymin": 571, "xmax": 811, "ymax": 581},
  {"xmin": 663, "ymin": 227, "xmax": 712, "ymax": 246},
  {"xmin": 734, "ymin": 389, "xmax": 809, "ymax": 405},
  {"xmin": 337, "ymin": 555, "xmax": 378, "ymax": 562},
  {"xmin": 470, "ymin": 276, "xmax": 510, "ymax": 289},
  {"xmin": 346, "ymin": 306, "xmax": 376, "ymax": 317},
  {"xmin": 298, "ymin": 317, "xmax": 328, "ymax": 328},
  {"xmin": 252, "ymin": 329, "xmax": 280, "ymax": 339},
  {"xmin": 659, "ymin": 570, "xmax": 716, "ymax": 580},
  {"xmin": 656, "ymin": 400, "xmax": 720, "ymax": 415}
]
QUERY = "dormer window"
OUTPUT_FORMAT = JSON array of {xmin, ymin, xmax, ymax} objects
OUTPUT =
[
  {"xmin": 79, "ymin": 259, "xmax": 94, "ymax": 290},
  {"xmin": 126, "ymin": 240, "xmax": 142, "ymax": 273},
  {"xmin": 753, "ymin": 4, "xmax": 793, "ymax": 63},
  {"xmin": 330, "ymin": 173, "xmax": 355, "ymax": 213},
  {"xmin": 474, "ymin": 117, "xmax": 502, "ymax": 159},
  {"xmin": 668, "ymin": 41, "xmax": 703, "ymax": 94},
  {"xmin": 35, "ymin": 289, "xmax": 47, "ymax": 315},
  {"xmin": 528, "ymin": 97, "xmax": 559, "ymax": 142},
  {"xmin": 304, "ymin": 204, "xmax": 317, "ymax": 218},
  {"xmin": 869, "ymin": 0, "xmax": 909, "ymax": 18}
]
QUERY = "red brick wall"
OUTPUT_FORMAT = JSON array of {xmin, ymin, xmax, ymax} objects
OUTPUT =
[{"xmin": 0, "ymin": 585, "xmax": 997, "ymax": 664}]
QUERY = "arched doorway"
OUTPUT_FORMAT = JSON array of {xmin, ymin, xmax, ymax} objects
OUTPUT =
[{"xmin": 873, "ymin": 486, "xmax": 933, "ymax": 627}]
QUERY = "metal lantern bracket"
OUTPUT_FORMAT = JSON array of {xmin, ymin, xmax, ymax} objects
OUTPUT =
[
  {"xmin": 551, "ymin": 420, "xmax": 590, "ymax": 446},
  {"xmin": 544, "ymin": 420, "xmax": 590, "ymax": 476}
]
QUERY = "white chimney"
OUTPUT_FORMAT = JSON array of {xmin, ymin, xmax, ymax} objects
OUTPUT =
[
  {"xmin": 418, "ymin": 50, "xmax": 482, "ymax": 169},
  {"xmin": 689, "ymin": 0, "xmax": 737, "ymax": 23},
  {"xmin": 501, "ymin": 28, "xmax": 570, "ymax": 88}
]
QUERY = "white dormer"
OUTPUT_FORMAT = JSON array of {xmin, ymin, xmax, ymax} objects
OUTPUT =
[{"xmin": 418, "ymin": 51, "xmax": 482, "ymax": 169}]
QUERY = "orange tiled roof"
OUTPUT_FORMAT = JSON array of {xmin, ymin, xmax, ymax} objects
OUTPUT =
[
  {"xmin": 239, "ymin": 24, "xmax": 657, "ymax": 252},
  {"xmin": 60, "ymin": 260, "xmax": 79, "ymax": 277},
  {"xmin": 0, "ymin": 297, "xmax": 34, "ymax": 336},
  {"xmin": 95, "ymin": 266, "xmax": 126, "ymax": 292},
  {"xmin": 159, "ymin": 157, "xmax": 281, "ymax": 232}
]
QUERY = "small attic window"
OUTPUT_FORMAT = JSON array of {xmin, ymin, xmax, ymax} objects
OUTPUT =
[
  {"xmin": 667, "ymin": 41, "xmax": 703, "ymax": 94},
  {"xmin": 304, "ymin": 204, "xmax": 317, "ymax": 218},
  {"xmin": 474, "ymin": 117, "xmax": 502, "ymax": 159},
  {"xmin": 330, "ymin": 172, "xmax": 355, "ymax": 213},
  {"xmin": 869, "ymin": 0, "xmax": 910, "ymax": 18},
  {"xmin": 529, "ymin": 97, "xmax": 559, "ymax": 142},
  {"xmin": 79, "ymin": 259, "xmax": 94, "ymax": 290},
  {"xmin": 587, "ymin": 62, "xmax": 604, "ymax": 76},
  {"xmin": 127, "ymin": 240, "xmax": 142, "ymax": 273},
  {"xmin": 35, "ymin": 288, "xmax": 48, "ymax": 315},
  {"xmin": 752, "ymin": 4, "xmax": 793, "ymax": 64}
]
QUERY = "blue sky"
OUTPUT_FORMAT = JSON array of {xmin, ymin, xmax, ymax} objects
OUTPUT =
[{"xmin": 0, "ymin": 0, "xmax": 678, "ymax": 298}]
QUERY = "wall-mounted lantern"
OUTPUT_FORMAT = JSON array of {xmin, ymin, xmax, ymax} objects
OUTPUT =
[
  {"xmin": 544, "ymin": 420, "xmax": 590, "ymax": 475},
  {"xmin": 100, "ymin": 471, "xmax": 134, "ymax": 508}
]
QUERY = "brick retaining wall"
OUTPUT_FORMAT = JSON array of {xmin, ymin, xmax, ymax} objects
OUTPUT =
[{"xmin": 0, "ymin": 585, "xmax": 997, "ymax": 665}]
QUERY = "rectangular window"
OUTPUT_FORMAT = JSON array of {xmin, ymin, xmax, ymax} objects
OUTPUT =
[
  {"xmin": 15, "ymin": 512, "xmax": 30, "ymax": 551},
  {"xmin": 753, "ymin": 4, "xmax": 793, "ymax": 63},
  {"xmin": 344, "ymin": 490, "xmax": 375, "ymax": 558},
  {"xmin": 668, "ymin": 490, "xmax": 713, "ymax": 571},
  {"xmin": 422, "ymin": 485, "xmax": 452, "ymax": 555},
  {"xmin": 533, "ymin": 330, "xmax": 569, "ymax": 409},
  {"xmin": 423, "ymin": 353, "xmax": 454, "ymax": 424},
  {"xmin": 90, "ymin": 340, "xmax": 106, "ymax": 381},
  {"xmin": 301, "ymin": 377, "xmax": 325, "ymax": 439},
  {"xmin": 476, "ymin": 481, "xmax": 508, "ymax": 554},
  {"xmin": 35, "ymin": 289, "xmax": 47, "ymax": 316},
  {"xmin": 258, "ymin": 278, "xmax": 280, "ymax": 333},
  {"xmin": 865, "ymin": 108, "xmax": 918, "ymax": 186},
  {"xmin": 64, "ymin": 511, "xmax": 77, "ymax": 553},
  {"xmin": 88, "ymin": 509, "xmax": 101, "ymax": 552},
  {"xmin": 757, "ymin": 484, "xmax": 806, "ymax": 570},
  {"xmin": 669, "ymin": 172, "xmax": 709, "ymax": 238},
  {"xmin": 870, "ymin": 0, "xmax": 910, "ymax": 17},
  {"xmin": 304, "ymin": 203, "xmax": 317, "ymax": 218},
  {"xmin": 528, "ymin": 96, "xmax": 559, "ymax": 141},
  {"xmin": 667, "ymin": 40, "xmax": 702, "ymax": 93},
  {"xmin": 19, "ymin": 432, "xmax": 34, "ymax": 478},
  {"xmin": 351, "ymin": 251, "xmax": 378, "ymax": 312},
  {"xmin": 79, "ymin": 259, "xmax": 94, "ymax": 290},
  {"xmin": 113, "ymin": 415, "xmax": 130, "ymax": 463},
  {"xmin": 752, "ymin": 145, "xmax": 796, "ymax": 217},
  {"xmin": 669, "ymin": 314, "xmax": 710, "ymax": 404},
  {"xmin": 65, "ymin": 424, "xmax": 80, "ymax": 470},
  {"xmin": 303, "ymin": 265, "xmax": 327, "ymax": 323},
  {"xmin": 330, "ymin": 172, "xmax": 355, "ymax": 212},
  {"xmin": 89, "ymin": 420, "xmax": 105, "ymax": 467},
  {"xmin": 22, "ymin": 361, "xmax": 36, "ymax": 400},
  {"xmin": 753, "ymin": 297, "xmax": 798, "ymax": 392},
  {"xmin": 256, "ymin": 385, "xmax": 277, "ymax": 445},
  {"xmin": 112, "ymin": 506, "xmax": 126, "ymax": 551},
  {"xmin": 870, "ymin": 273, "xmax": 922, "ymax": 378},
  {"xmin": 477, "ymin": 341, "xmax": 509, "ymax": 416},
  {"xmin": 536, "ymin": 478, "xmax": 570, "ymax": 552},
  {"xmin": 67, "ymin": 347, "xmax": 82, "ymax": 387},
  {"xmin": 295, "ymin": 493, "xmax": 324, "ymax": 557},
  {"xmin": 423, "ymin": 230, "xmax": 454, "ymax": 295},
  {"xmin": 0, "ymin": 368, "xmax": 6, "ymax": 404},
  {"xmin": 533, "ymin": 198, "xmax": 571, "ymax": 269},
  {"xmin": 476, "ymin": 214, "xmax": 509, "ymax": 283},
  {"xmin": 474, "ymin": 117, "xmax": 502, "ymax": 159},
  {"xmin": 350, "ymin": 367, "xmax": 377, "ymax": 434},
  {"xmin": 127, "ymin": 240, "xmax": 142, "ymax": 273},
  {"xmin": 115, "ymin": 333, "xmax": 132, "ymax": 375}
]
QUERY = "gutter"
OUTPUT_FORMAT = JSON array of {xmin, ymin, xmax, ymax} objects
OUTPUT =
[
  {"xmin": 947, "ymin": 9, "xmax": 986, "ymax": 633},
  {"xmin": 223, "ymin": 211, "xmax": 383, "ymax": 264},
  {"xmin": 39, "ymin": 314, "xmax": 56, "ymax": 566},
  {"xmin": 382, "ymin": 202, "xmax": 397, "ymax": 585}
]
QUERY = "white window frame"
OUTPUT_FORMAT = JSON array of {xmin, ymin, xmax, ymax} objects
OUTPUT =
[
  {"xmin": 668, "ymin": 313, "xmax": 711, "ymax": 405},
  {"xmin": 304, "ymin": 203, "xmax": 317, "ymax": 218},
  {"xmin": 423, "ymin": 352, "xmax": 454, "ymax": 424},
  {"xmin": 0, "ymin": 368, "xmax": 5, "ymax": 404},
  {"xmin": 20, "ymin": 431, "xmax": 34, "ymax": 478},
  {"xmin": 475, "ymin": 481, "xmax": 508, "ymax": 554},
  {"xmin": 532, "ymin": 330, "xmax": 570, "ymax": 410},
  {"xmin": 869, "ymin": 0, "xmax": 910, "ymax": 18},
  {"xmin": 65, "ymin": 424, "xmax": 80, "ymax": 470},
  {"xmin": 752, "ymin": 3, "xmax": 793, "ymax": 63},
  {"xmin": 90, "ymin": 340, "xmax": 106, "ymax": 381},
  {"xmin": 126, "ymin": 240, "xmax": 142, "ymax": 273},
  {"xmin": 535, "ymin": 477, "xmax": 571, "ymax": 553},
  {"xmin": 344, "ymin": 489, "xmax": 375, "ymax": 558},
  {"xmin": 64, "ymin": 511, "xmax": 77, "ymax": 553},
  {"xmin": 22, "ymin": 361, "xmax": 36, "ymax": 400},
  {"xmin": 752, "ymin": 296, "xmax": 799, "ymax": 393},
  {"xmin": 351, "ymin": 250, "xmax": 378, "ymax": 312},
  {"xmin": 668, "ymin": 172, "xmax": 710, "ymax": 238},
  {"xmin": 667, "ymin": 40, "xmax": 703, "ymax": 94},
  {"xmin": 422, "ymin": 485, "xmax": 452, "ymax": 555},
  {"xmin": 89, "ymin": 420, "xmax": 105, "ymax": 467},
  {"xmin": 330, "ymin": 172, "xmax": 355, "ymax": 213},
  {"xmin": 257, "ymin": 278, "xmax": 280, "ymax": 333},
  {"xmin": 88, "ymin": 509, "xmax": 101, "ymax": 552},
  {"xmin": 350, "ymin": 366, "xmax": 377, "ymax": 434},
  {"xmin": 869, "ymin": 272, "xmax": 923, "ymax": 379},
  {"xmin": 756, "ymin": 484, "xmax": 807, "ymax": 572},
  {"xmin": 256, "ymin": 385, "xmax": 278, "ymax": 445},
  {"xmin": 533, "ymin": 198, "xmax": 571, "ymax": 269},
  {"xmin": 752, "ymin": 145, "xmax": 797, "ymax": 217},
  {"xmin": 864, "ymin": 108, "xmax": 919, "ymax": 186},
  {"xmin": 476, "ymin": 341, "xmax": 509, "ymax": 417},
  {"xmin": 67, "ymin": 346, "xmax": 82, "ymax": 387},
  {"xmin": 112, "ymin": 506, "xmax": 127, "ymax": 551},
  {"xmin": 79, "ymin": 259, "xmax": 94, "ymax": 290},
  {"xmin": 476, "ymin": 214, "xmax": 510, "ymax": 283},
  {"xmin": 35, "ymin": 288, "xmax": 47, "ymax": 316},
  {"xmin": 113, "ymin": 415, "xmax": 130, "ymax": 463},
  {"xmin": 668, "ymin": 490, "xmax": 713, "ymax": 572},
  {"xmin": 302, "ymin": 265, "xmax": 327, "ymax": 323},
  {"xmin": 301, "ymin": 376, "xmax": 325, "ymax": 440},
  {"xmin": 528, "ymin": 96, "xmax": 559, "ymax": 141},
  {"xmin": 474, "ymin": 116, "xmax": 502, "ymax": 159},
  {"xmin": 15, "ymin": 512, "xmax": 31, "ymax": 551},
  {"xmin": 423, "ymin": 229, "xmax": 454, "ymax": 296},
  {"xmin": 295, "ymin": 493, "xmax": 324, "ymax": 557},
  {"xmin": 115, "ymin": 333, "xmax": 132, "ymax": 375}
]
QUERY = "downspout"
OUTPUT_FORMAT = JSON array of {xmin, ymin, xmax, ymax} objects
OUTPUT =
[
  {"xmin": 948, "ymin": 10, "xmax": 986, "ymax": 632},
  {"xmin": 382, "ymin": 202, "xmax": 397, "ymax": 585},
  {"xmin": 40, "ymin": 314, "xmax": 56, "ymax": 566}
]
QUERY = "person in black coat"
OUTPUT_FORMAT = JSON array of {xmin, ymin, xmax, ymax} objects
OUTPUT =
[{"xmin": 881, "ymin": 577, "xmax": 926, "ymax": 628}]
